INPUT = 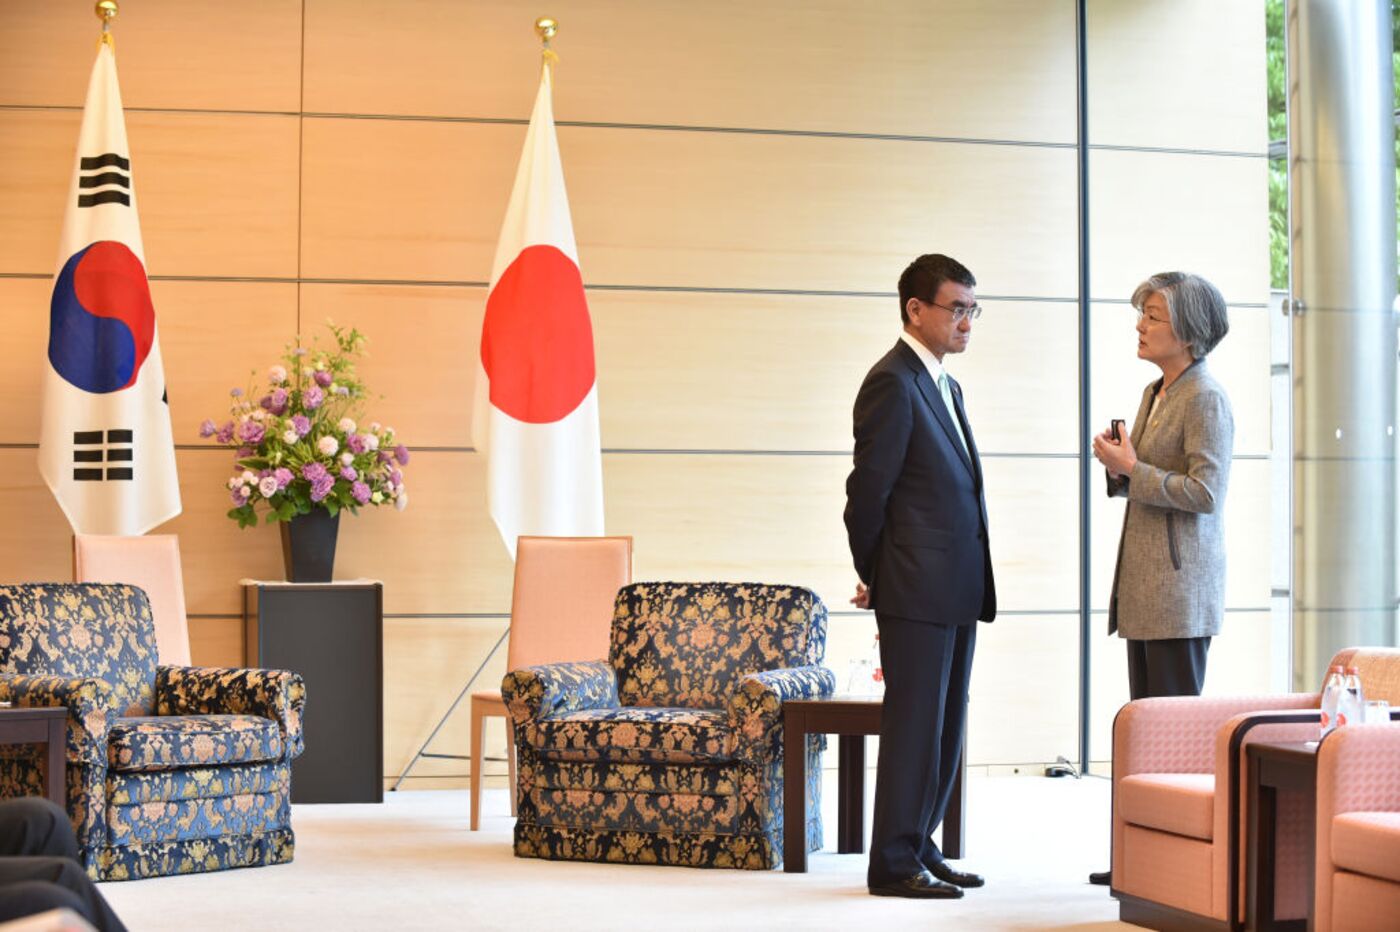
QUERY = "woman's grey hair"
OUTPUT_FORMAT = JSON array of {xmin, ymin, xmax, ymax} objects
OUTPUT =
[{"xmin": 1131, "ymin": 271, "xmax": 1229, "ymax": 359}]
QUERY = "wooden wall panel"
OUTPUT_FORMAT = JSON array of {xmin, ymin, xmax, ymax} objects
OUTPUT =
[
  {"xmin": 0, "ymin": 278, "xmax": 50, "ymax": 445},
  {"xmin": 303, "ymin": 0, "xmax": 1077, "ymax": 144},
  {"xmin": 1089, "ymin": 303, "xmax": 1272, "ymax": 457},
  {"xmin": 188, "ymin": 617, "xmax": 244, "ymax": 669},
  {"xmin": 0, "ymin": 450, "xmax": 77, "ymax": 587},
  {"xmin": 301, "ymin": 284, "xmax": 1079, "ymax": 454},
  {"xmin": 1090, "ymin": 149, "xmax": 1270, "ymax": 306},
  {"xmin": 968, "ymin": 615, "xmax": 1079, "ymax": 765},
  {"xmin": 0, "ymin": 0, "xmax": 302, "ymax": 112},
  {"xmin": 384, "ymin": 617, "xmax": 509, "ymax": 780},
  {"xmin": 0, "ymin": 110, "xmax": 300, "ymax": 278},
  {"xmin": 1087, "ymin": 0, "xmax": 1266, "ymax": 153},
  {"xmin": 301, "ymin": 117, "xmax": 1080, "ymax": 296}
]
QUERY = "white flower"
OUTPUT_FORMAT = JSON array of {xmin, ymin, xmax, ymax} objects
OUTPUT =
[
  {"xmin": 302, "ymin": 366, "xmax": 314, "ymax": 377},
  {"xmin": 251, "ymin": 409, "xmax": 266, "ymax": 422},
  {"xmin": 240, "ymin": 470, "xmax": 256, "ymax": 484},
  {"xmin": 317, "ymin": 435, "xmax": 339, "ymax": 457},
  {"xmin": 340, "ymin": 452, "xmax": 354, "ymax": 466},
  {"xmin": 370, "ymin": 422, "xmax": 383, "ymax": 433},
  {"xmin": 267, "ymin": 365, "xmax": 287, "ymax": 384},
  {"xmin": 394, "ymin": 488, "xmax": 408, "ymax": 511},
  {"xmin": 282, "ymin": 429, "xmax": 299, "ymax": 445},
  {"xmin": 371, "ymin": 491, "xmax": 384, "ymax": 504},
  {"xmin": 258, "ymin": 476, "xmax": 279, "ymax": 497},
  {"xmin": 363, "ymin": 434, "xmax": 380, "ymax": 451},
  {"xmin": 226, "ymin": 477, "xmax": 240, "ymax": 490},
  {"xmin": 338, "ymin": 417, "xmax": 356, "ymax": 434}
]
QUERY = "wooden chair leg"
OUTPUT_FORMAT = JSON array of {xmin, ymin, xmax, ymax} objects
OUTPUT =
[
  {"xmin": 470, "ymin": 696, "xmax": 485, "ymax": 831},
  {"xmin": 505, "ymin": 716, "xmax": 517, "ymax": 817}
]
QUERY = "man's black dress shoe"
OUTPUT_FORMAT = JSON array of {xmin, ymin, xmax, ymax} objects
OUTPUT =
[
  {"xmin": 927, "ymin": 860, "xmax": 984, "ymax": 888},
  {"xmin": 869, "ymin": 870, "xmax": 964, "ymax": 899},
  {"xmin": 1088, "ymin": 870, "xmax": 1111, "ymax": 886}
]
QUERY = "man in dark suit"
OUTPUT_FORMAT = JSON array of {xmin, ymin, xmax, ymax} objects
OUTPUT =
[{"xmin": 845, "ymin": 253, "xmax": 996, "ymax": 900}]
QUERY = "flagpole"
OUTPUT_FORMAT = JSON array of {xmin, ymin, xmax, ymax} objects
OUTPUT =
[
  {"xmin": 392, "ymin": 16, "xmax": 563, "ymax": 793},
  {"xmin": 96, "ymin": 1, "xmax": 118, "ymax": 49}
]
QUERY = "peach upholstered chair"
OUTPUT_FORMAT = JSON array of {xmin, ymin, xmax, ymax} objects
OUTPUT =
[
  {"xmin": 1110, "ymin": 647, "xmax": 1400, "ymax": 930},
  {"xmin": 469, "ymin": 536, "xmax": 633, "ymax": 830},
  {"xmin": 73, "ymin": 534, "xmax": 193, "ymax": 667},
  {"xmin": 1315, "ymin": 722, "xmax": 1400, "ymax": 932}
]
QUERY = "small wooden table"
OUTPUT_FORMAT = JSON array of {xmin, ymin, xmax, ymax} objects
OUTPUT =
[
  {"xmin": 781, "ymin": 697, "xmax": 965, "ymax": 873},
  {"xmin": 1245, "ymin": 740, "xmax": 1317, "ymax": 932},
  {"xmin": 0, "ymin": 707, "xmax": 68, "ymax": 808}
]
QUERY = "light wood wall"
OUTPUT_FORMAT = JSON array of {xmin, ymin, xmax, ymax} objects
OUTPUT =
[{"xmin": 0, "ymin": 0, "xmax": 1267, "ymax": 782}]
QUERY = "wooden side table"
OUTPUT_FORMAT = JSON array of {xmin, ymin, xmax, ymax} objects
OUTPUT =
[
  {"xmin": 0, "ymin": 707, "xmax": 68, "ymax": 808},
  {"xmin": 1245, "ymin": 740, "xmax": 1317, "ymax": 932},
  {"xmin": 243, "ymin": 580, "xmax": 384, "ymax": 804},
  {"xmin": 781, "ymin": 697, "xmax": 965, "ymax": 873}
]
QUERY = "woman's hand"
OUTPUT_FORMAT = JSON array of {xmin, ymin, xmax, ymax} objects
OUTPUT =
[
  {"xmin": 851, "ymin": 582, "xmax": 870, "ymax": 610},
  {"xmin": 1092, "ymin": 427, "xmax": 1138, "ymax": 479}
]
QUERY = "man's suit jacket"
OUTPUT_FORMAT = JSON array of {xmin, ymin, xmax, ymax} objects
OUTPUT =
[{"xmin": 844, "ymin": 339, "xmax": 996, "ymax": 626}]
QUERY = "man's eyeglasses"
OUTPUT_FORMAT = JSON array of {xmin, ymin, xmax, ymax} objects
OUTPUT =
[{"xmin": 926, "ymin": 300, "xmax": 983, "ymax": 323}]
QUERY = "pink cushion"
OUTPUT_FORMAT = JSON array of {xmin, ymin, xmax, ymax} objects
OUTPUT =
[
  {"xmin": 1334, "ymin": 812, "xmax": 1400, "ymax": 884},
  {"xmin": 1120, "ymin": 772, "xmax": 1215, "ymax": 841},
  {"xmin": 1331, "ymin": 871, "xmax": 1400, "ymax": 932}
]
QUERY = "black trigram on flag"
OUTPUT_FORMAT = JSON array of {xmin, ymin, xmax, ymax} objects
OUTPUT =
[
  {"xmin": 73, "ymin": 429, "xmax": 134, "ymax": 481},
  {"xmin": 76, "ymin": 153, "xmax": 130, "ymax": 208}
]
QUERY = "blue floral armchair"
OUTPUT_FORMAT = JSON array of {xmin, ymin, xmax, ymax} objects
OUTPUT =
[
  {"xmin": 0, "ymin": 583, "xmax": 305, "ymax": 881},
  {"xmin": 502, "ymin": 582, "xmax": 835, "ymax": 869}
]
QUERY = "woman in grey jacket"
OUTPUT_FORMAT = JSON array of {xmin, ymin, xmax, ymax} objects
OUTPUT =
[
  {"xmin": 1093, "ymin": 271, "xmax": 1234, "ymax": 699},
  {"xmin": 1086, "ymin": 271, "xmax": 1233, "ymax": 889}
]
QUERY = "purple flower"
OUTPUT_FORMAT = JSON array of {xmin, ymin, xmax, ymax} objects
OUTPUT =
[
  {"xmin": 390, "ymin": 468, "xmax": 403, "ymax": 486},
  {"xmin": 310, "ymin": 474, "xmax": 335, "ymax": 502},
  {"xmin": 377, "ymin": 451, "xmax": 392, "ymax": 464},
  {"xmin": 292, "ymin": 415, "xmax": 312, "ymax": 437},
  {"xmin": 394, "ymin": 444, "xmax": 410, "ymax": 465},
  {"xmin": 236, "ymin": 445, "xmax": 255, "ymax": 458},
  {"xmin": 198, "ymin": 419, "xmax": 217, "ymax": 438},
  {"xmin": 347, "ymin": 433, "xmax": 369, "ymax": 455},
  {"xmin": 230, "ymin": 387, "xmax": 243, "ymax": 398},
  {"xmin": 230, "ymin": 485, "xmax": 251, "ymax": 505},
  {"xmin": 215, "ymin": 421, "xmax": 236, "ymax": 444},
  {"xmin": 335, "ymin": 386, "xmax": 350, "ymax": 396},
  {"xmin": 273, "ymin": 467, "xmax": 294, "ymax": 489},
  {"xmin": 293, "ymin": 347, "xmax": 308, "ymax": 357},
  {"xmin": 351, "ymin": 481, "xmax": 371, "ymax": 505},
  {"xmin": 302, "ymin": 462, "xmax": 329, "ymax": 482},
  {"xmin": 303, "ymin": 386, "xmax": 325, "ymax": 410},
  {"xmin": 259, "ymin": 388, "xmax": 289, "ymax": 415},
  {"xmin": 314, "ymin": 370, "xmax": 333, "ymax": 388},
  {"xmin": 237, "ymin": 421, "xmax": 265, "ymax": 444},
  {"xmin": 340, "ymin": 466, "xmax": 358, "ymax": 482}
]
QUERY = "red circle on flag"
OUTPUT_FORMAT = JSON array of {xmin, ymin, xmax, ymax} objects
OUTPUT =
[{"xmin": 481, "ymin": 244, "xmax": 595, "ymax": 424}]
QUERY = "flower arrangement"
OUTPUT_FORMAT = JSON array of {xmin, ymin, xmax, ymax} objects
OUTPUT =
[{"xmin": 200, "ymin": 323, "xmax": 409, "ymax": 528}]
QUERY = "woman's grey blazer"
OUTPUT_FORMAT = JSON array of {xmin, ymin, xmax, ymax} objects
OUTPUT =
[{"xmin": 1107, "ymin": 360, "xmax": 1234, "ymax": 640}]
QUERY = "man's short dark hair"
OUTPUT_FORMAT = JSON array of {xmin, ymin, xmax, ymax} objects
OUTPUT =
[{"xmin": 898, "ymin": 254, "xmax": 976, "ymax": 324}]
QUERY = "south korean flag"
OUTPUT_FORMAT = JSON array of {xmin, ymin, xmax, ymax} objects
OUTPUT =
[{"xmin": 37, "ymin": 40, "xmax": 180, "ymax": 534}]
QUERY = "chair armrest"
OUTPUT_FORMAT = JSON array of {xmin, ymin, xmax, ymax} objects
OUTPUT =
[
  {"xmin": 0, "ymin": 674, "xmax": 113, "ymax": 766},
  {"xmin": 727, "ymin": 665, "xmax": 836, "ymax": 765},
  {"xmin": 1114, "ymin": 692, "xmax": 1319, "ymax": 778},
  {"xmin": 1318, "ymin": 723, "xmax": 1400, "ymax": 817},
  {"xmin": 155, "ymin": 666, "xmax": 307, "ymax": 760},
  {"xmin": 501, "ymin": 660, "xmax": 618, "ymax": 728}
]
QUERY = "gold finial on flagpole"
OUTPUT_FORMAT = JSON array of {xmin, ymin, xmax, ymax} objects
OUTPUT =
[
  {"xmin": 96, "ymin": 1, "xmax": 118, "ymax": 49},
  {"xmin": 535, "ymin": 17, "xmax": 559, "ymax": 68}
]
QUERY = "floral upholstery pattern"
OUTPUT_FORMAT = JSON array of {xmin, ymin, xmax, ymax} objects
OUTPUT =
[
  {"xmin": 503, "ymin": 581, "xmax": 833, "ymax": 870},
  {"xmin": 528, "ymin": 707, "xmax": 731, "ymax": 764},
  {"xmin": 108, "ymin": 716, "xmax": 283, "ymax": 771},
  {"xmin": 0, "ymin": 584, "xmax": 304, "ymax": 881}
]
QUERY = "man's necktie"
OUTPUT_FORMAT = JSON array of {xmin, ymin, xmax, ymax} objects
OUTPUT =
[{"xmin": 938, "ymin": 371, "xmax": 970, "ymax": 458}]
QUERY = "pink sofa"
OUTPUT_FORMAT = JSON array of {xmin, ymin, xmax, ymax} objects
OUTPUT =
[
  {"xmin": 1110, "ymin": 647, "xmax": 1400, "ymax": 930},
  {"xmin": 1315, "ymin": 723, "xmax": 1400, "ymax": 932}
]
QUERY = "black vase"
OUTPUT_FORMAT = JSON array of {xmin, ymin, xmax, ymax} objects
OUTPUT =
[{"xmin": 280, "ymin": 510, "xmax": 341, "ymax": 582}]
